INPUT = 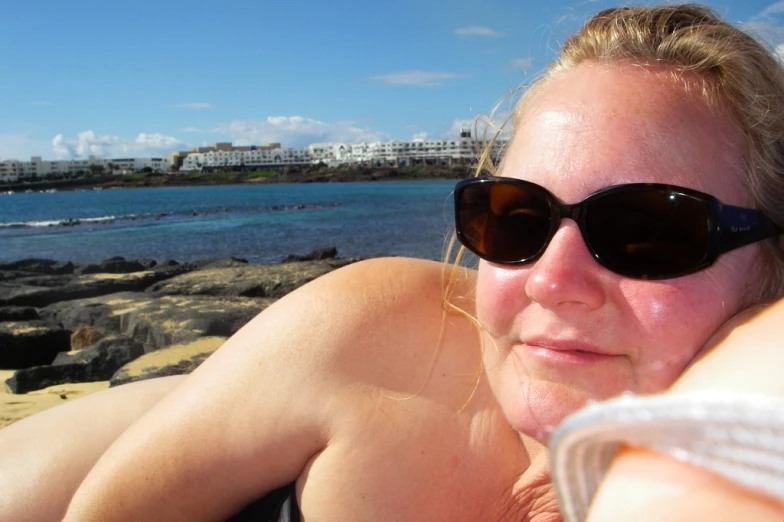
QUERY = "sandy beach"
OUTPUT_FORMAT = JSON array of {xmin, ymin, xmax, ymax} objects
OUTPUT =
[{"xmin": 0, "ymin": 370, "xmax": 109, "ymax": 428}]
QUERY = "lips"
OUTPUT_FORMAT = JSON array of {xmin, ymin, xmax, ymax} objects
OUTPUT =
[{"xmin": 522, "ymin": 338, "xmax": 620, "ymax": 364}]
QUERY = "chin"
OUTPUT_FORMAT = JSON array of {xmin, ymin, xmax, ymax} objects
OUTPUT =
[{"xmin": 499, "ymin": 378, "xmax": 616, "ymax": 444}]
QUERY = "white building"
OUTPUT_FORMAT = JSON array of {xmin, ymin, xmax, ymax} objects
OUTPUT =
[
  {"xmin": 181, "ymin": 146, "xmax": 312, "ymax": 171},
  {"xmin": 1, "ymin": 129, "xmax": 509, "ymax": 181},
  {"xmin": 106, "ymin": 157, "xmax": 169, "ymax": 174},
  {"xmin": 0, "ymin": 155, "xmax": 170, "ymax": 182}
]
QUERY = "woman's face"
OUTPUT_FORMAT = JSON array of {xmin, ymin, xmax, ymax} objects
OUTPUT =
[{"xmin": 476, "ymin": 63, "xmax": 764, "ymax": 440}]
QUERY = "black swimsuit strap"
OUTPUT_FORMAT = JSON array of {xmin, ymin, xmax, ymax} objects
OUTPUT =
[{"xmin": 226, "ymin": 482, "xmax": 301, "ymax": 522}]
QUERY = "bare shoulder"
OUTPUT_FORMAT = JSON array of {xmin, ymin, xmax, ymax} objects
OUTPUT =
[{"xmin": 64, "ymin": 257, "xmax": 487, "ymax": 521}]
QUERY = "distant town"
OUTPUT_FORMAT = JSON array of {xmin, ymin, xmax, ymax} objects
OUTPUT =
[{"xmin": 0, "ymin": 131, "xmax": 508, "ymax": 184}]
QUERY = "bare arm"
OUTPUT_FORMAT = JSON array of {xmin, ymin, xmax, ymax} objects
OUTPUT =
[
  {"xmin": 585, "ymin": 299, "xmax": 784, "ymax": 522},
  {"xmin": 63, "ymin": 257, "xmax": 462, "ymax": 521},
  {"xmin": 0, "ymin": 375, "xmax": 185, "ymax": 522}
]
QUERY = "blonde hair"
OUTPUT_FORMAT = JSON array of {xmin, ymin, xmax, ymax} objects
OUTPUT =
[{"xmin": 464, "ymin": 3, "xmax": 784, "ymax": 302}]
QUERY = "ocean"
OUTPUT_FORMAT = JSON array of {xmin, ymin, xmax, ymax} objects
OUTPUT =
[{"xmin": 0, "ymin": 181, "xmax": 461, "ymax": 264}]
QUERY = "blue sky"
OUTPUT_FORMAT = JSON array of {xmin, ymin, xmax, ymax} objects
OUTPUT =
[{"xmin": 2, "ymin": 0, "xmax": 784, "ymax": 160}]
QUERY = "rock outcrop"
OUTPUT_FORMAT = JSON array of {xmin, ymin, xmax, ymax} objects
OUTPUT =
[{"xmin": 0, "ymin": 249, "xmax": 360, "ymax": 396}]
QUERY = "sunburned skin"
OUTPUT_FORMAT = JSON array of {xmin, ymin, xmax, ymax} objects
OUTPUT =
[
  {"xmin": 476, "ymin": 63, "xmax": 763, "ymax": 441},
  {"xmin": 3, "ymin": 54, "xmax": 776, "ymax": 522},
  {"xmin": 583, "ymin": 300, "xmax": 784, "ymax": 522},
  {"xmin": 60, "ymin": 257, "xmax": 561, "ymax": 522}
]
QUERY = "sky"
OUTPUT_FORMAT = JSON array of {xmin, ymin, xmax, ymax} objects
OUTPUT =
[{"xmin": 2, "ymin": 0, "xmax": 784, "ymax": 161}]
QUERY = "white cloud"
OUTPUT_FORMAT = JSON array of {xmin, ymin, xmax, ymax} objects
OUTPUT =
[
  {"xmin": 367, "ymin": 70, "xmax": 465, "ymax": 87},
  {"xmin": 212, "ymin": 116, "xmax": 389, "ymax": 147},
  {"xmin": 412, "ymin": 132, "xmax": 428, "ymax": 140},
  {"xmin": 179, "ymin": 127, "xmax": 203, "ymax": 133},
  {"xmin": 509, "ymin": 57, "xmax": 533, "ymax": 69},
  {"xmin": 135, "ymin": 133, "xmax": 182, "ymax": 149},
  {"xmin": 744, "ymin": 2, "xmax": 784, "ymax": 45},
  {"xmin": 775, "ymin": 43, "xmax": 784, "ymax": 63},
  {"xmin": 167, "ymin": 102, "xmax": 214, "ymax": 110},
  {"xmin": 741, "ymin": 20, "xmax": 784, "ymax": 44},
  {"xmin": 754, "ymin": 1, "xmax": 784, "ymax": 20},
  {"xmin": 51, "ymin": 130, "xmax": 185, "ymax": 159},
  {"xmin": 454, "ymin": 26, "xmax": 504, "ymax": 37}
]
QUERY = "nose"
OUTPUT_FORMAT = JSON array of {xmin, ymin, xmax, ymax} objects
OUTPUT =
[{"xmin": 524, "ymin": 221, "xmax": 607, "ymax": 312}]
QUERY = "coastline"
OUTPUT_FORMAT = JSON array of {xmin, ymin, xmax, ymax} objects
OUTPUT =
[
  {"xmin": 0, "ymin": 251, "xmax": 362, "ymax": 428},
  {"xmin": 0, "ymin": 165, "xmax": 472, "ymax": 193}
]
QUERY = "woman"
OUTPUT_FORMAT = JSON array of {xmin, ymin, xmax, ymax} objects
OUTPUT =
[{"xmin": 4, "ymin": 4, "xmax": 784, "ymax": 521}]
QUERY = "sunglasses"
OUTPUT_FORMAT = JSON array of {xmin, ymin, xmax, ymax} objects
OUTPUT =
[{"xmin": 454, "ymin": 176, "xmax": 780, "ymax": 280}]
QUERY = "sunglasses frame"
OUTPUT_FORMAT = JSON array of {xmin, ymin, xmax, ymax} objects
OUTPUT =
[{"xmin": 454, "ymin": 176, "xmax": 781, "ymax": 279}]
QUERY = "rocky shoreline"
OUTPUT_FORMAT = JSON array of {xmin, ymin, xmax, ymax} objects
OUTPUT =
[
  {"xmin": 0, "ymin": 164, "xmax": 472, "ymax": 193},
  {"xmin": 0, "ymin": 248, "xmax": 359, "ymax": 427}
]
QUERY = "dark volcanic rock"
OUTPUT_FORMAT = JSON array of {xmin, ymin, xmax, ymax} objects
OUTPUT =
[
  {"xmin": 0, "ymin": 306, "xmax": 40, "ymax": 322},
  {"xmin": 110, "ymin": 336, "xmax": 226, "ymax": 387},
  {"xmin": 13, "ymin": 274, "xmax": 74, "ymax": 287},
  {"xmin": 282, "ymin": 246, "xmax": 338, "ymax": 263},
  {"xmin": 137, "ymin": 258, "xmax": 158, "ymax": 270},
  {"xmin": 39, "ymin": 302, "xmax": 121, "ymax": 334},
  {"xmin": 73, "ymin": 257, "xmax": 148, "ymax": 275},
  {"xmin": 0, "ymin": 270, "xmax": 173, "ymax": 307},
  {"xmin": 5, "ymin": 364, "xmax": 88, "ymax": 394},
  {"xmin": 51, "ymin": 335, "xmax": 145, "ymax": 381},
  {"xmin": 147, "ymin": 258, "xmax": 357, "ymax": 299},
  {"xmin": 0, "ymin": 259, "xmax": 74, "ymax": 275},
  {"xmin": 0, "ymin": 321, "xmax": 71, "ymax": 369},
  {"xmin": 41, "ymin": 292, "xmax": 273, "ymax": 351},
  {"xmin": 185, "ymin": 257, "xmax": 249, "ymax": 270}
]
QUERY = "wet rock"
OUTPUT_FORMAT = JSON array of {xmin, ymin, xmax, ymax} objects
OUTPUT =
[
  {"xmin": 110, "ymin": 337, "xmax": 226, "ymax": 387},
  {"xmin": 185, "ymin": 257, "xmax": 249, "ymax": 270},
  {"xmin": 282, "ymin": 246, "xmax": 338, "ymax": 263},
  {"xmin": 73, "ymin": 257, "xmax": 149, "ymax": 275},
  {"xmin": 0, "ymin": 259, "xmax": 74, "ymax": 275},
  {"xmin": 0, "ymin": 321, "xmax": 71, "ymax": 369},
  {"xmin": 137, "ymin": 258, "xmax": 158, "ymax": 270}
]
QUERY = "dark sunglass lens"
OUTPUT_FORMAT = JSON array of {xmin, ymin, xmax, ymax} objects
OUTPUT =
[
  {"xmin": 457, "ymin": 181, "xmax": 552, "ymax": 262},
  {"xmin": 585, "ymin": 189, "xmax": 710, "ymax": 277}
]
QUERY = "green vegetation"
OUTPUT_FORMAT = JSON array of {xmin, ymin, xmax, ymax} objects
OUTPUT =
[
  {"xmin": 186, "ymin": 172, "xmax": 205, "ymax": 181},
  {"xmin": 213, "ymin": 171, "xmax": 240, "ymax": 181},
  {"xmin": 246, "ymin": 171, "xmax": 277, "ymax": 179}
]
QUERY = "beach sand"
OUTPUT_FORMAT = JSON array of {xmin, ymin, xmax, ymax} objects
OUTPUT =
[{"xmin": 0, "ymin": 370, "xmax": 109, "ymax": 429}]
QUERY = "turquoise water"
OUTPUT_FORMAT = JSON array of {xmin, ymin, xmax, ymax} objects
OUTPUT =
[{"xmin": 0, "ymin": 181, "xmax": 459, "ymax": 263}]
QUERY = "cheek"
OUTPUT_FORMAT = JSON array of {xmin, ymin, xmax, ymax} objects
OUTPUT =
[
  {"xmin": 624, "ymin": 265, "xmax": 753, "ymax": 392},
  {"xmin": 475, "ymin": 262, "xmax": 530, "ymax": 336}
]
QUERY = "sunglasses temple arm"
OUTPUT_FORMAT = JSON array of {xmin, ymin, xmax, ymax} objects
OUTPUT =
[{"xmin": 718, "ymin": 204, "xmax": 782, "ymax": 253}]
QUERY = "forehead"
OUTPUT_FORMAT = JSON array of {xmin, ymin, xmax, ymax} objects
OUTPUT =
[{"xmin": 501, "ymin": 63, "xmax": 747, "ymax": 205}]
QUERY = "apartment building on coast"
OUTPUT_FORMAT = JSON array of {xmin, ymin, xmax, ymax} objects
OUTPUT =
[
  {"xmin": 0, "ymin": 130, "xmax": 508, "ymax": 183},
  {"xmin": 0, "ymin": 155, "xmax": 169, "ymax": 183},
  {"xmin": 179, "ymin": 130, "xmax": 508, "ymax": 172}
]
